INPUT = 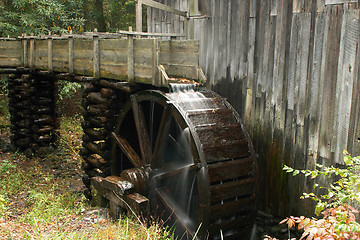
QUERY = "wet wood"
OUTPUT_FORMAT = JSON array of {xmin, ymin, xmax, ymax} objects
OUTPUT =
[
  {"xmin": 125, "ymin": 193, "xmax": 149, "ymax": 216},
  {"xmin": 195, "ymin": 123, "xmax": 246, "ymax": 145},
  {"xmin": 100, "ymin": 88, "xmax": 113, "ymax": 98},
  {"xmin": 87, "ymin": 92, "xmax": 110, "ymax": 105},
  {"xmin": 187, "ymin": 108, "xmax": 236, "ymax": 126},
  {"xmin": 151, "ymin": 105, "xmax": 172, "ymax": 168},
  {"xmin": 111, "ymin": 132, "xmax": 144, "ymax": 168},
  {"xmin": 210, "ymin": 177, "xmax": 255, "ymax": 203},
  {"xmin": 83, "ymin": 128, "xmax": 108, "ymax": 140},
  {"xmin": 208, "ymin": 215, "xmax": 255, "ymax": 235},
  {"xmin": 209, "ymin": 195, "xmax": 255, "ymax": 221},
  {"xmin": 203, "ymin": 139, "xmax": 250, "ymax": 163},
  {"xmin": 131, "ymin": 96, "xmax": 152, "ymax": 165},
  {"xmin": 86, "ymin": 105, "xmax": 113, "ymax": 117},
  {"xmin": 208, "ymin": 157, "xmax": 254, "ymax": 183},
  {"xmin": 33, "ymin": 116, "xmax": 54, "ymax": 124},
  {"xmin": 83, "ymin": 141, "xmax": 106, "ymax": 155}
]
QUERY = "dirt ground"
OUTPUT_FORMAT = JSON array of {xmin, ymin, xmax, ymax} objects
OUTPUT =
[{"xmin": 0, "ymin": 93, "xmax": 112, "ymax": 239}]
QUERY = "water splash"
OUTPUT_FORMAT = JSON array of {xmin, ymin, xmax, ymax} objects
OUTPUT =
[{"xmin": 169, "ymin": 83, "xmax": 196, "ymax": 92}]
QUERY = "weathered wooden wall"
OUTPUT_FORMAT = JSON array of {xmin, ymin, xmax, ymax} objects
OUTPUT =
[{"xmin": 148, "ymin": 0, "xmax": 360, "ymax": 216}]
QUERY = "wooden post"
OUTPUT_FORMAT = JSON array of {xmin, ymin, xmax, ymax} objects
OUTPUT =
[
  {"xmin": 136, "ymin": 0, "xmax": 143, "ymax": 32},
  {"xmin": 29, "ymin": 37, "xmax": 35, "ymax": 69},
  {"xmin": 93, "ymin": 35, "xmax": 100, "ymax": 77},
  {"xmin": 47, "ymin": 36, "xmax": 53, "ymax": 72},
  {"xmin": 152, "ymin": 39, "xmax": 159, "ymax": 86},
  {"xmin": 22, "ymin": 38, "xmax": 28, "ymax": 67},
  {"xmin": 68, "ymin": 36, "xmax": 74, "ymax": 74},
  {"xmin": 128, "ymin": 35, "xmax": 134, "ymax": 81}
]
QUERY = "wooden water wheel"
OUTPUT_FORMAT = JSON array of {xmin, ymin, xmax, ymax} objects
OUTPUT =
[{"xmin": 106, "ymin": 89, "xmax": 256, "ymax": 240}]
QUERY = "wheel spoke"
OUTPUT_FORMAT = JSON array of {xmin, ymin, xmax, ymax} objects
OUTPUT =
[
  {"xmin": 111, "ymin": 132, "xmax": 143, "ymax": 168},
  {"xmin": 156, "ymin": 189, "xmax": 197, "ymax": 237},
  {"xmin": 151, "ymin": 105, "xmax": 172, "ymax": 169},
  {"xmin": 131, "ymin": 95, "xmax": 152, "ymax": 165}
]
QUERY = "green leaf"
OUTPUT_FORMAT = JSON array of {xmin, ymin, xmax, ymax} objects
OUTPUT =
[
  {"xmin": 293, "ymin": 170, "xmax": 300, "ymax": 176},
  {"xmin": 344, "ymin": 155, "xmax": 353, "ymax": 165},
  {"xmin": 315, "ymin": 202, "xmax": 325, "ymax": 216}
]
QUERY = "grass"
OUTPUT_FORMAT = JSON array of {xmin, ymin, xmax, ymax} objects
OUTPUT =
[{"xmin": 0, "ymin": 91, "xmax": 171, "ymax": 240}]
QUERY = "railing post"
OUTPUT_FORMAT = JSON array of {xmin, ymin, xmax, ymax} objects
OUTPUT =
[
  {"xmin": 127, "ymin": 34, "xmax": 135, "ymax": 81},
  {"xmin": 22, "ymin": 36, "xmax": 28, "ymax": 68},
  {"xmin": 93, "ymin": 34, "xmax": 100, "ymax": 77},
  {"xmin": 29, "ymin": 36, "xmax": 35, "ymax": 69},
  {"xmin": 152, "ymin": 39, "xmax": 160, "ymax": 86},
  {"xmin": 47, "ymin": 35, "xmax": 53, "ymax": 72},
  {"xmin": 68, "ymin": 35, "xmax": 74, "ymax": 74}
]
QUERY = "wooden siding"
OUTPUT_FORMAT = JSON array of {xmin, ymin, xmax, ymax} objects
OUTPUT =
[{"xmin": 147, "ymin": 0, "xmax": 360, "ymax": 216}]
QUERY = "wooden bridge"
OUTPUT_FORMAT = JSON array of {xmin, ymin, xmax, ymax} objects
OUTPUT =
[{"xmin": 0, "ymin": 31, "xmax": 206, "ymax": 86}]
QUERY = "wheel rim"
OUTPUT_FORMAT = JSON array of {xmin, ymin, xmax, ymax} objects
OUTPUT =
[{"xmin": 111, "ymin": 90, "xmax": 256, "ymax": 239}]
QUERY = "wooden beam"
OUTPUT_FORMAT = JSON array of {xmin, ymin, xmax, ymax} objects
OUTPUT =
[
  {"xmin": 22, "ymin": 39, "xmax": 28, "ymax": 67},
  {"xmin": 152, "ymin": 39, "xmax": 160, "ymax": 86},
  {"xmin": 325, "ymin": 0, "xmax": 357, "ymax": 5},
  {"xmin": 93, "ymin": 35, "xmax": 100, "ymax": 76},
  {"xmin": 29, "ymin": 37, "xmax": 34, "ymax": 69},
  {"xmin": 127, "ymin": 35, "xmax": 134, "ymax": 81},
  {"xmin": 141, "ymin": 0, "xmax": 187, "ymax": 18},
  {"xmin": 68, "ymin": 36, "xmax": 74, "ymax": 74},
  {"xmin": 47, "ymin": 37, "xmax": 53, "ymax": 71},
  {"xmin": 111, "ymin": 132, "xmax": 144, "ymax": 168},
  {"xmin": 117, "ymin": 30, "xmax": 184, "ymax": 38}
]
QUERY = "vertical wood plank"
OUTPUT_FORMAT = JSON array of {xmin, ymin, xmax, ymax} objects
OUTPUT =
[
  {"xmin": 47, "ymin": 37, "xmax": 53, "ymax": 71},
  {"xmin": 152, "ymin": 39, "xmax": 160, "ymax": 86},
  {"xmin": 334, "ymin": 9, "xmax": 359, "ymax": 162},
  {"xmin": 307, "ymin": 12, "xmax": 326, "ymax": 170},
  {"xmin": 22, "ymin": 39, "xmax": 28, "ymax": 67},
  {"xmin": 93, "ymin": 35, "xmax": 100, "ymax": 77},
  {"xmin": 29, "ymin": 37, "xmax": 35, "ymax": 69},
  {"xmin": 318, "ymin": 5, "xmax": 343, "ymax": 162},
  {"xmin": 128, "ymin": 35, "xmax": 135, "ymax": 81},
  {"xmin": 68, "ymin": 36, "xmax": 74, "ymax": 74}
]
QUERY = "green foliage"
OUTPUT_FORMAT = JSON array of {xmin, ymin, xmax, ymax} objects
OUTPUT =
[
  {"xmin": 58, "ymin": 81, "xmax": 82, "ymax": 100},
  {"xmin": 24, "ymin": 185, "xmax": 83, "ymax": 224},
  {"xmin": 284, "ymin": 152, "xmax": 360, "ymax": 215},
  {"xmin": 0, "ymin": 75, "xmax": 8, "ymax": 94},
  {"xmin": 83, "ymin": 0, "xmax": 141, "ymax": 32},
  {"xmin": 0, "ymin": 0, "xmax": 145, "ymax": 37},
  {"xmin": 278, "ymin": 152, "xmax": 360, "ymax": 240},
  {"xmin": 0, "ymin": 0, "xmax": 85, "ymax": 37}
]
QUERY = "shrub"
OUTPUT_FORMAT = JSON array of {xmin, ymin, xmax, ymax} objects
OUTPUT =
[{"xmin": 273, "ymin": 152, "xmax": 360, "ymax": 240}]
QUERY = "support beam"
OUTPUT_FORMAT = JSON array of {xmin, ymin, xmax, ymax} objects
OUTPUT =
[
  {"xmin": 93, "ymin": 35, "xmax": 100, "ymax": 76},
  {"xmin": 47, "ymin": 37, "xmax": 53, "ymax": 72},
  {"xmin": 141, "ymin": 0, "xmax": 187, "ymax": 17}
]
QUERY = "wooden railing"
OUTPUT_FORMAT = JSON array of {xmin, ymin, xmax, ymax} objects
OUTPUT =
[{"xmin": 0, "ymin": 31, "xmax": 206, "ymax": 87}]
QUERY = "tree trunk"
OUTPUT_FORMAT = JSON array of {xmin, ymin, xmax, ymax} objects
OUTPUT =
[{"xmin": 94, "ymin": 0, "xmax": 107, "ymax": 32}]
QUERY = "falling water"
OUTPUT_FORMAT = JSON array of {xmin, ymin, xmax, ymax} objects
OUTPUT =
[
  {"xmin": 169, "ymin": 83, "xmax": 197, "ymax": 92},
  {"xmin": 149, "ymin": 125, "xmax": 199, "ymax": 235}
]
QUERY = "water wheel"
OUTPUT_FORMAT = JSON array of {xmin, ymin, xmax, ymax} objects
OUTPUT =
[{"xmin": 107, "ymin": 89, "xmax": 256, "ymax": 239}]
